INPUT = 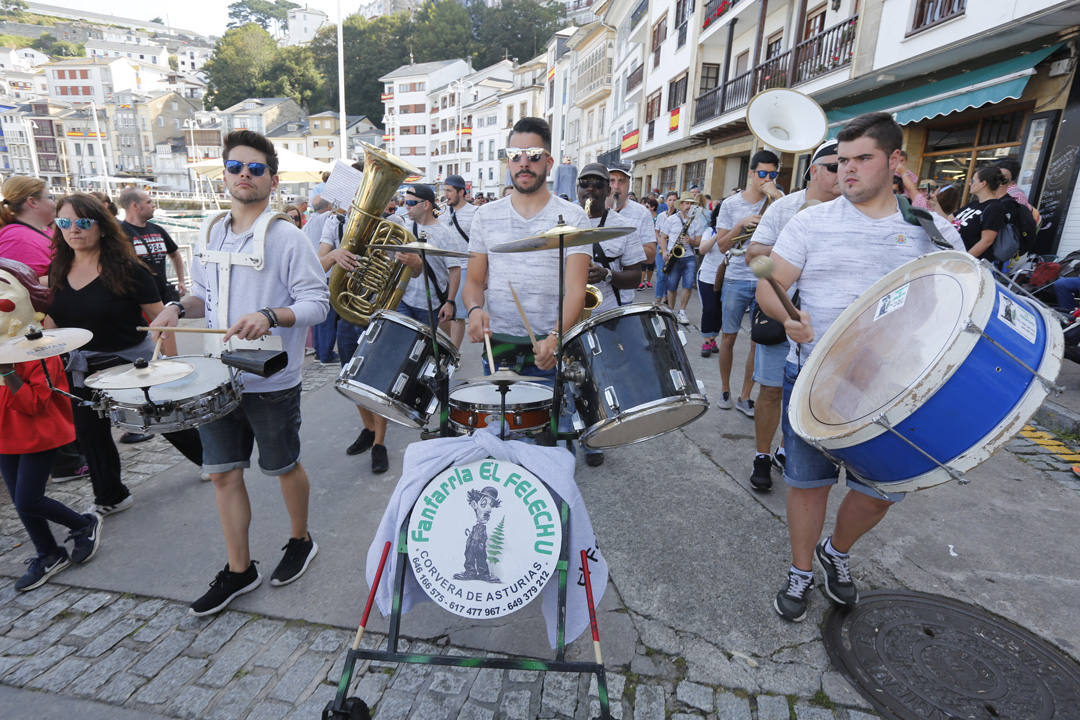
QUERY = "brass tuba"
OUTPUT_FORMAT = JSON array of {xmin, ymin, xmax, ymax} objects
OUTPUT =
[{"xmin": 329, "ymin": 142, "xmax": 420, "ymax": 327}]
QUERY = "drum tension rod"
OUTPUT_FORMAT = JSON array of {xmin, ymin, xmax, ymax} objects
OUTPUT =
[
  {"xmin": 962, "ymin": 321, "xmax": 1063, "ymax": 393},
  {"xmin": 872, "ymin": 414, "xmax": 968, "ymax": 485}
]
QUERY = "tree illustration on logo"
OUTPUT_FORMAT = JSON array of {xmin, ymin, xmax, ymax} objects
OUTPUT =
[{"xmin": 487, "ymin": 518, "xmax": 506, "ymax": 567}]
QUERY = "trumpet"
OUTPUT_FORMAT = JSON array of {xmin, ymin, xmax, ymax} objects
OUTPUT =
[
  {"xmin": 727, "ymin": 195, "xmax": 773, "ymax": 257},
  {"xmin": 663, "ymin": 243, "xmax": 686, "ymax": 274}
]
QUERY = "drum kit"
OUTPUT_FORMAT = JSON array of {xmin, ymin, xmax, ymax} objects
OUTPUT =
[{"xmin": 333, "ymin": 223, "xmax": 710, "ymax": 450}]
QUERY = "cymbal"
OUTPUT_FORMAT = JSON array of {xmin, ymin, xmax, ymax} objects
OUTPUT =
[
  {"xmin": 368, "ymin": 241, "xmax": 470, "ymax": 258},
  {"xmin": 85, "ymin": 359, "xmax": 195, "ymax": 390},
  {"xmin": 491, "ymin": 224, "xmax": 635, "ymax": 253},
  {"xmin": 0, "ymin": 327, "xmax": 93, "ymax": 363},
  {"xmin": 463, "ymin": 369, "xmax": 534, "ymax": 386}
]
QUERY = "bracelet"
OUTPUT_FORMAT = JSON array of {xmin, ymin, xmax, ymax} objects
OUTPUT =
[
  {"xmin": 258, "ymin": 308, "xmax": 278, "ymax": 328},
  {"xmin": 0, "ymin": 370, "xmax": 15, "ymax": 377},
  {"xmin": 166, "ymin": 300, "xmax": 185, "ymax": 319},
  {"xmin": 467, "ymin": 305, "xmax": 483, "ymax": 316},
  {"xmin": 445, "ymin": 299, "xmax": 456, "ymax": 308}
]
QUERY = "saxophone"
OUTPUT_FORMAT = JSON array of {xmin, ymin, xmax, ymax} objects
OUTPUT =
[{"xmin": 328, "ymin": 142, "xmax": 420, "ymax": 327}]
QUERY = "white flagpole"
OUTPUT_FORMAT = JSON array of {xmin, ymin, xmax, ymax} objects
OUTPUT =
[{"xmin": 337, "ymin": 0, "xmax": 348, "ymax": 161}]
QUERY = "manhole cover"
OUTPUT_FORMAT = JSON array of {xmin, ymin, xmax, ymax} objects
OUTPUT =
[{"xmin": 822, "ymin": 590, "xmax": 1080, "ymax": 720}]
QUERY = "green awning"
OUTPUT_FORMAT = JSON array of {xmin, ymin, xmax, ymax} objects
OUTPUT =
[{"xmin": 826, "ymin": 44, "xmax": 1062, "ymax": 136}]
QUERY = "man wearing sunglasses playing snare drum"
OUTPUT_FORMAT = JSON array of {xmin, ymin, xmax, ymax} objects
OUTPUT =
[{"xmin": 152, "ymin": 130, "xmax": 329, "ymax": 616}]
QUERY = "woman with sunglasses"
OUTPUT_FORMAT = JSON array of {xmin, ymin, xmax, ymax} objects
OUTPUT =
[
  {"xmin": 44, "ymin": 194, "xmax": 202, "ymax": 516},
  {"xmin": 0, "ymin": 176, "xmax": 56, "ymax": 278},
  {"xmin": 283, "ymin": 205, "xmax": 303, "ymax": 228}
]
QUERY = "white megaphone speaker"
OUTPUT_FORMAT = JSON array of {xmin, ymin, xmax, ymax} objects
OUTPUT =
[{"xmin": 746, "ymin": 88, "xmax": 828, "ymax": 154}]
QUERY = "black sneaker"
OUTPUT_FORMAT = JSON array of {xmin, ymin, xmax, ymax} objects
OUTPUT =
[
  {"xmin": 773, "ymin": 568, "xmax": 813, "ymax": 622},
  {"xmin": 346, "ymin": 428, "xmax": 375, "ymax": 456},
  {"xmin": 816, "ymin": 540, "xmax": 859, "ymax": 607},
  {"xmin": 585, "ymin": 452, "xmax": 605, "ymax": 467},
  {"xmin": 15, "ymin": 551, "xmax": 71, "ymax": 592},
  {"xmin": 749, "ymin": 455, "xmax": 773, "ymax": 492},
  {"xmin": 371, "ymin": 444, "xmax": 389, "ymax": 474},
  {"xmin": 119, "ymin": 431, "xmax": 154, "ymax": 444},
  {"xmin": 68, "ymin": 513, "xmax": 102, "ymax": 564},
  {"xmin": 270, "ymin": 535, "xmax": 318, "ymax": 586},
  {"xmin": 190, "ymin": 562, "xmax": 261, "ymax": 616},
  {"xmin": 772, "ymin": 446, "xmax": 786, "ymax": 470}
]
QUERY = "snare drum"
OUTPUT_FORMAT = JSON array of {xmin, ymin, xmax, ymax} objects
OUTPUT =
[
  {"xmin": 335, "ymin": 310, "xmax": 459, "ymax": 428},
  {"xmin": 99, "ymin": 355, "xmax": 242, "ymax": 433},
  {"xmin": 562, "ymin": 304, "xmax": 709, "ymax": 449},
  {"xmin": 789, "ymin": 251, "xmax": 1063, "ymax": 493},
  {"xmin": 448, "ymin": 381, "xmax": 553, "ymax": 435}
]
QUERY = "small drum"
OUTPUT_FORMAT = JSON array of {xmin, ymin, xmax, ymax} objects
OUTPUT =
[
  {"xmin": 98, "ymin": 355, "xmax": 242, "ymax": 433},
  {"xmin": 448, "ymin": 381, "xmax": 553, "ymax": 436},
  {"xmin": 789, "ymin": 251, "xmax": 1063, "ymax": 493},
  {"xmin": 562, "ymin": 304, "xmax": 709, "ymax": 448},
  {"xmin": 335, "ymin": 310, "xmax": 459, "ymax": 428}
]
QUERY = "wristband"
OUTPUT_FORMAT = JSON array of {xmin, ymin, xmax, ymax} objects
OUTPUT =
[
  {"xmin": 166, "ymin": 300, "xmax": 185, "ymax": 319},
  {"xmin": 467, "ymin": 305, "xmax": 483, "ymax": 316},
  {"xmin": 258, "ymin": 308, "xmax": 278, "ymax": 328}
]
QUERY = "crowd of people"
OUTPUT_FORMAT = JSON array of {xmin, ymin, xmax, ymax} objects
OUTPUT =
[{"xmin": 0, "ymin": 111, "xmax": 1050, "ymax": 631}]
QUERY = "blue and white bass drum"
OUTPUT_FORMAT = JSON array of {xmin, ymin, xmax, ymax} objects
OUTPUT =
[{"xmin": 788, "ymin": 251, "xmax": 1063, "ymax": 493}]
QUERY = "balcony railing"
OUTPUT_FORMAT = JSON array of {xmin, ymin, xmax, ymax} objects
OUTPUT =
[
  {"xmin": 626, "ymin": 64, "xmax": 644, "ymax": 93},
  {"xmin": 677, "ymin": 21, "xmax": 688, "ymax": 48},
  {"xmin": 909, "ymin": 0, "xmax": 965, "ymax": 35},
  {"xmin": 630, "ymin": 0, "xmax": 649, "ymax": 28},
  {"xmin": 693, "ymin": 15, "xmax": 857, "ymax": 126},
  {"xmin": 597, "ymin": 146, "xmax": 621, "ymax": 168},
  {"xmin": 646, "ymin": 119, "xmax": 655, "ymax": 142}
]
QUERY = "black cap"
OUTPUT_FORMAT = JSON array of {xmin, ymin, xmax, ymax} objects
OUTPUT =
[
  {"xmin": 407, "ymin": 184, "xmax": 436, "ymax": 203},
  {"xmin": 444, "ymin": 174, "xmax": 466, "ymax": 190},
  {"xmin": 811, "ymin": 139, "xmax": 839, "ymax": 164},
  {"xmin": 578, "ymin": 163, "xmax": 609, "ymax": 181}
]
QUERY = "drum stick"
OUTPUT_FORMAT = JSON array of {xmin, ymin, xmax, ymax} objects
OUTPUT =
[
  {"xmin": 151, "ymin": 335, "xmax": 164, "ymax": 361},
  {"xmin": 483, "ymin": 330, "xmax": 497, "ymax": 373},
  {"xmin": 748, "ymin": 256, "xmax": 801, "ymax": 321},
  {"xmin": 352, "ymin": 540, "xmax": 392, "ymax": 650},
  {"xmin": 580, "ymin": 549, "xmax": 603, "ymax": 665},
  {"xmin": 137, "ymin": 326, "xmax": 228, "ymax": 334},
  {"xmin": 507, "ymin": 281, "xmax": 539, "ymax": 349}
]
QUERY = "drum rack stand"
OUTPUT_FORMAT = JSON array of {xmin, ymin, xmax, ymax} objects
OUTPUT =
[{"xmin": 323, "ymin": 490, "xmax": 613, "ymax": 720}]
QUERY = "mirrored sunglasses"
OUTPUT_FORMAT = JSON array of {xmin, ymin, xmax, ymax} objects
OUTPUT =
[
  {"xmin": 224, "ymin": 160, "xmax": 269, "ymax": 176},
  {"xmin": 404, "ymin": 199, "xmax": 421, "ymax": 206},
  {"xmin": 756, "ymin": 170, "xmax": 779, "ymax": 179},
  {"xmin": 505, "ymin": 147, "xmax": 549, "ymax": 163},
  {"xmin": 55, "ymin": 217, "xmax": 97, "ymax": 230}
]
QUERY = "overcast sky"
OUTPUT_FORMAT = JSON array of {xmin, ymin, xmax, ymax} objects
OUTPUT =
[{"xmin": 50, "ymin": 0, "xmax": 346, "ymax": 41}]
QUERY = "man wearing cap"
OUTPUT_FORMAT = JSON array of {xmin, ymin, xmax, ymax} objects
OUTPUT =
[
  {"xmin": 608, "ymin": 166, "xmax": 658, "ymax": 284},
  {"xmin": 741, "ymin": 140, "xmax": 841, "ymax": 493},
  {"xmin": 393, "ymin": 183, "xmax": 465, "ymax": 326},
  {"xmin": 657, "ymin": 192, "xmax": 704, "ymax": 325},
  {"xmin": 713, "ymin": 149, "xmax": 785, "ymax": 416},
  {"xmin": 440, "ymin": 174, "xmax": 475, "ymax": 348}
]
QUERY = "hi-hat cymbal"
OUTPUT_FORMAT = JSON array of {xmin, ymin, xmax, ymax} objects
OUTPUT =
[
  {"xmin": 491, "ymin": 225, "xmax": 635, "ymax": 253},
  {"xmin": 85, "ymin": 359, "xmax": 195, "ymax": 390},
  {"xmin": 463, "ymin": 369, "xmax": 534, "ymax": 386},
  {"xmin": 368, "ymin": 241, "xmax": 470, "ymax": 258},
  {"xmin": 0, "ymin": 327, "xmax": 93, "ymax": 363}
]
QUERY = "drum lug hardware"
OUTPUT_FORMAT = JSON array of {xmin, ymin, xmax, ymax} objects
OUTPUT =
[
  {"xmin": 419, "ymin": 359, "xmax": 437, "ymax": 380},
  {"xmin": 669, "ymin": 369, "xmax": 687, "ymax": 391},
  {"xmin": 365, "ymin": 322, "xmax": 381, "ymax": 343},
  {"xmin": 650, "ymin": 316, "xmax": 666, "ymax": 338},
  {"xmin": 571, "ymin": 413, "xmax": 585, "ymax": 431},
  {"xmin": 965, "ymin": 322, "xmax": 1060, "ymax": 390},
  {"xmin": 871, "ymin": 414, "xmax": 965, "ymax": 483},
  {"xmin": 346, "ymin": 355, "xmax": 364, "ymax": 374},
  {"xmin": 391, "ymin": 373, "xmax": 408, "ymax": 397},
  {"xmin": 585, "ymin": 331, "xmax": 601, "ymax": 355},
  {"xmin": 697, "ymin": 380, "xmax": 707, "ymax": 397},
  {"xmin": 563, "ymin": 362, "xmax": 586, "ymax": 385},
  {"xmin": 409, "ymin": 339, "xmax": 425, "ymax": 361},
  {"xmin": 677, "ymin": 330, "xmax": 687, "ymax": 346},
  {"xmin": 603, "ymin": 386, "xmax": 620, "ymax": 412}
]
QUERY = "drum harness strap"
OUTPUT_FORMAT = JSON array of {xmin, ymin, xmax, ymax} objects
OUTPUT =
[
  {"xmin": 412, "ymin": 221, "xmax": 449, "ymax": 307},
  {"xmin": 449, "ymin": 208, "xmax": 470, "ymax": 244},
  {"xmin": 591, "ymin": 210, "xmax": 623, "ymax": 307}
]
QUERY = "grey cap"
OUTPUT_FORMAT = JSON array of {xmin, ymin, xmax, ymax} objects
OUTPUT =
[
  {"xmin": 444, "ymin": 174, "xmax": 467, "ymax": 189},
  {"xmin": 578, "ymin": 162, "xmax": 610, "ymax": 181},
  {"xmin": 608, "ymin": 165, "xmax": 631, "ymax": 177}
]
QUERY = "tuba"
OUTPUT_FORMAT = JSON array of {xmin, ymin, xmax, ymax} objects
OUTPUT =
[{"xmin": 329, "ymin": 142, "xmax": 421, "ymax": 327}]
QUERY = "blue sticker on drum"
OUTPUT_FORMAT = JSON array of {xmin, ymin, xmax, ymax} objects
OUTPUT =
[
  {"xmin": 997, "ymin": 295, "xmax": 1037, "ymax": 343},
  {"xmin": 873, "ymin": 284, "xmax": 909, "ymax": 321}
]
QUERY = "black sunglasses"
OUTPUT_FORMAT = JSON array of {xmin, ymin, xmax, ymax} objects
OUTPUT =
[
  {"xmin": 816, "ymin": 163, "xmax": 838, "ymax": 173},
  {"xmin": 224, "ymin": 160, "xmax": 269, "ymax": 176},
  {"xmin": 578, "ymin": 179, "xmax": 607, "ymax": 190},
  {"xmin": 404, "ymin": 198, "xmax": 424, "ymax": 206}
]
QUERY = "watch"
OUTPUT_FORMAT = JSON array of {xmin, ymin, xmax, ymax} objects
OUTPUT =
[{"xmin": 603, "ymin": 268, "xmax": 613, "ymax": 283}]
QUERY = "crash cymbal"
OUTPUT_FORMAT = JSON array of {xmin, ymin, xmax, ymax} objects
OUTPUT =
[
  {"xmin": 0, "ymin": 327, "xmax": 93, "ymax": 363},
  {"xmin": 463, "ymin": 369, "xmax": 534, "ymax": 386},
  {"xmin": 85, "ymin": 358, "xmax": 195, "ymax": 390},
  {"xmin": 368, "ymin": 241, "xmax": 470, "ymax": 258},
  {"xmin": 491, "ymin": 225, "xmax": 635, "ymax": 253}
]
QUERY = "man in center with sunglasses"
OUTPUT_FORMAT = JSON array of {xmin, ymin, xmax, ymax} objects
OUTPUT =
[
  {"xmin": 152, "ymin": 130, "xmax": 329, "ymax": 616},
  {"xmin": 713, "ymin": 150, "xmax": 785, "ymax": 416},
  {"xmin": 463, "ymin": 117, "xmax": 591, "ymax": 431}
]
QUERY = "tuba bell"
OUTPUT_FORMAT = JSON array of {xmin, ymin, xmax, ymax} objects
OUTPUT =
[
  {"xmin": 580, "ymin": 284, "xmax": 603, "ymax": 323},
  {"xmin": 328, "ymin": 142, "xmax": 421, "ymax": 327}
]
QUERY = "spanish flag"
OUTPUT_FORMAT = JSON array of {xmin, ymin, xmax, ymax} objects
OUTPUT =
[
  {"xmin": 458, "ymin": 127, "xmax": 472, "ymax": 136},
  {"xmin": 621, "ymin": 130, "xmax": 639, "ymax": 152},
  {"xmin": 381, "ymin": 93, "xmax": 394, "ymax": 101},
  {"xmin": 382, "ymin": 134, "xmax": 392, "ymax": 142},
  {"xmin": 669, "ymin": 107, "xmax": 680, "ymax": 131},
  {"xmin": 547, "ymin": 67, "xmax": 555, "ymax": 81}
]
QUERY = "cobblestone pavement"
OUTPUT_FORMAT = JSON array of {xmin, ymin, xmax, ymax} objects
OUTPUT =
[{"xmin": 3, "ymin": 358, "xmax": 1078, "ymax": 718}]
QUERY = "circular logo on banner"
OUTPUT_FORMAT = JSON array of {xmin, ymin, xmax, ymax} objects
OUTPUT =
[{"xmin": 407, "ymin": 459, "xmax": 562, "ymax": 619}]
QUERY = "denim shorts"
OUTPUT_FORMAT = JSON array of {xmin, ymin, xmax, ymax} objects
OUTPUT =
[
  {"xmin": 200, "ymin": 384, "xmax": 303, "ymax": 476},
  {"xmin": 667, "ymin": 256, "xmax": 696, "ymax": 290},
  {"xmin": 721, "ymin": 279, "xmax": 758, "ymax": 335},
  {"xmin": 753, "ymin": 338, "xmax": 788, "ymax": 387},
  {"xmin": 781, "ymin": 363, "xmax": 904, "ymax": 502},
  {"xmin": 397, "ymin": 301, "xmax": 437, "ymax": 324}
]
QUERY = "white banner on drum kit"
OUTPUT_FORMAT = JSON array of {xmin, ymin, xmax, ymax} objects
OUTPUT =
[{"xmin": 367, "ymin": 430, "xmax": 608, "ymax": 648}]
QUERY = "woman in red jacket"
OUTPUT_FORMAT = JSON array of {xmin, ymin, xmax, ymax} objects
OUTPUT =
[{"xmin": 0, "ymin": 258, "xmax": 102, "ymax": 591}]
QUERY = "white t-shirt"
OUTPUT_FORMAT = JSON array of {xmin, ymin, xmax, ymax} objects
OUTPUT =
[
  {"xmin": 398, "ymin": 219, "xmax": 467, "ymax": 310},
  {"xmin": 772, "ymin": 195, "xmax": 964, "ymax": 365},
  {"xmin": 469, "ymin": 194, "xmax": 591, "ymax": 337},
  {"xmin": 714, "ymin": 192, "xmax": 768, "ymax": 282},
  {"xmin": 697, "ymin": 227, "xmax": 727, "ymax": 283},
  {"xmin": 587, "ymin": 208, "xmax": 647, "ymax": 311},
  {"xmin": 614, "ymin": 199, "xmax": 658, "ymax": 256},
  {"xmin": 440, "ymin": 202, "xmax": 476, "ymax": 245},
  {"xmin": 657, "ymin": 210, "xmax": 703, "ymax": 253}
]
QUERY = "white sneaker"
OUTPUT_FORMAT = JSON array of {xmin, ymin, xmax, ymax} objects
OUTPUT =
[
  {"xmin": 89, "ymin": 495, "xmax": 133, "ymax": 517},
  {"xmin": 676, "ymin": 309, "xmax": 690, "ymax": 325},
  {"xmin": 736, "ymin": 397, "xmax": 755, "ymax": 417},
  {"xmin": 717, "ymin": 391, "xmax": 733, "ymax": 410}
]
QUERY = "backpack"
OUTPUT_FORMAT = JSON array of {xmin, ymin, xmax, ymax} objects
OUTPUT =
[
  {"xmin": 991, "ymin": 220, "xmax": 1020, "ymax": 263},
  {"xmin": 1001, "ymin": 196, "xmax": 1039, "ymax": 255}
]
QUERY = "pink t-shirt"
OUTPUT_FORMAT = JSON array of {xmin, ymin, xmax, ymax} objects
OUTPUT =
[{"xmin": 0, "ymin": 222, "xmax": 54, "ymax": 276}]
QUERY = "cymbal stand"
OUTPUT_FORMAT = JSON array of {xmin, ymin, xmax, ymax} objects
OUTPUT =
[
  {"xmin": 37, "ymin": 358, "xmax": 94, "ymax": 408},
  {"xmin": 417, "ymin": 246, "xmax": 451, "ymax": 437},
  {"xmin": 550, "ymin": 216, "xmax": 567, "ymax": 447}
]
